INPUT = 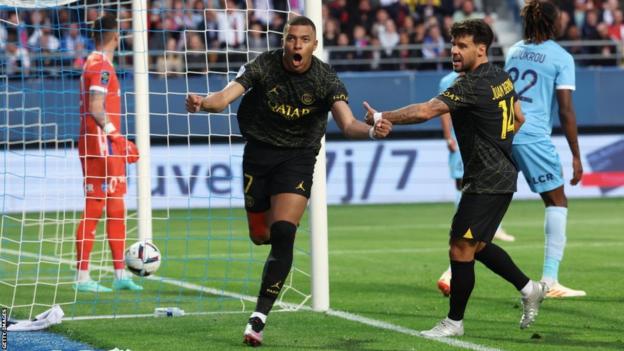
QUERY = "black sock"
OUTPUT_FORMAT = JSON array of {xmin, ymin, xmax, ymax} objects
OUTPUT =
[
  {"xmin": 448, "ymin": 260, "xmax": 475, "ymax": 321},
  {"xmin": 475, "ymin": 243, "xmax": 530, "ymax": 291},
  {"xmin": 255, "ymin": 221, "xmax": 297, "ymax": 315}
]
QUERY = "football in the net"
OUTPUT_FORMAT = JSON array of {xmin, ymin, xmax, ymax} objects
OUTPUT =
[{"xmin": 125, "ymin": 241, "xmax": 161, "ymax": 277}]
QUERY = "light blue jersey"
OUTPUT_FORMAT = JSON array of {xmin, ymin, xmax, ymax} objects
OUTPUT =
[
  {"xmin": 438, "ymin": 71, "xmax": 460, "ymax": 94},
  {"xmin": 504, "ymin": 40, "xmax": 575, "ymax": 144},
  {"xmin": 438, "ymin": 71, "xmax": 463, "ymax": 179}
]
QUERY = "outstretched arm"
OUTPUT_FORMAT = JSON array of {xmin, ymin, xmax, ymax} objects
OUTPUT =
[
  {"xmin": 331, "ymin": 100, "xmax": 392, "ymax": 139},
  {"xmin": 364, "ymin": 98, "xmax": 450, "ymax": 125},
  {"xmin": 557, "ymin": 89, "xmax": 583, "ymax": 185},
  {"xmin": 186, "ymin": 81, "xmax": 246, "ymax": 113}
]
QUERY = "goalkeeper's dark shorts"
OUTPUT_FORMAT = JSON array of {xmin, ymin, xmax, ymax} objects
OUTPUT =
[
  {"xmin": 449, "ymin": 193, "xmax": 513, "ymax": 242},
  {"xmin": 242, "ymin": 140, "xmax": 317, "ymax": 212}
]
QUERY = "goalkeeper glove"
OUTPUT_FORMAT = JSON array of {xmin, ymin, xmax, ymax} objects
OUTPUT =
[{"xmin": 104, "ymin": 123, "xmax": 140, "ymax": 164}]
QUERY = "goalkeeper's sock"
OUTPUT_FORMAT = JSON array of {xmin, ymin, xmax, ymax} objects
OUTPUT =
[
  {"xmin": 77, "ymin": 269, "xmax": 91, "ymax": 282},
  {"xmin": 448, "ymin": 260, "xmax": 475, "ymax": 321},
  {"xmin": 255, "ymin": 221, "xmax": 296, "ymax": 315},
  {"xmin": 475, "ymin": 243, "xmax": 530, "ymax": 291},
  {"xmin": 76, "ymin": 198, "xmax": 105, "ymax": 270},
  {"xmin": 106, "ymin": 197, "xmax": 126, "ymax": 270},
  {"xmin": 114, "ymin": 269, "xmax": 126, "ymax": 280}
]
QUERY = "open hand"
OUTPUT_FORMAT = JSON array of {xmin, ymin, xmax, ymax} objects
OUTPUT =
[{"xmin": 110, "ymin": 134, "xmax": 139, "ymax": 164}]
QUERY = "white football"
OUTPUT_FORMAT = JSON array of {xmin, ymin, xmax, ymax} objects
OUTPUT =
[{"xmin": 125, "ymin": 241, "xmax": 161, "ymax": 277}]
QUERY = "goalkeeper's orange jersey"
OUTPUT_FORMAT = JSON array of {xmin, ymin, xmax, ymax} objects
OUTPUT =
[{"xmin": 79, "ymin": 51, "xmax": 121, "ymax": 157}]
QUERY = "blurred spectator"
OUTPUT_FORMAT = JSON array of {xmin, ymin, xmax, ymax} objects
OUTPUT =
[
  {"xmin": 202, "ymin": 9, "xmax": 220, "ymax": 49},
  {"xmin": 157, "ymin": 36, "xmax": 184, "ymax": 75},
  {"xmin": 61, "ymin": 23, "xmax": 89, "ymax": 56},
  {"xmin": 558, "ymin": 10, "xmax": 571, "ymax": 40},
  {"xmin": 398, "ymin": 30, "xmax": 417, "ymax": 70},
  {"xmin": 601, "ymin": 0, "xmax": 620, "ymax": 26},
  {"xmin": 185, "ymin": 32, "xmax": 207, "ymax": 74},
  {"xmin": 350, "ymin": 0, "xmax": 375, "ymax": 33},
  {"xmin": 416, "ymin": 0, "xmax": 444, "ymax": 23},
  {"xmin": 328, "ymin": 0, "xmax": 351, "ymax": 33},
  {"xmin": 148, "ymin": 14, "xmax": 167, "ymax": 66},
  {"xmin": 217, "ymin": 0, "xmax": 245, "ymax": 49},
  {"xmin": 267, "ymin": 12, "xmax": 285, "ymax": 48},
  {"xmin": 72, "ymin": 41, "xmax": 87, "ymax": 71},
  {"xmin": 452, "ymin": 0, "xmax": 484, "ymax": 22},
  {"xmin": 7, "ymin": 12, "xmax": 29, "ymax": 48},
  {"xmin": 582, "ymin": 9, "xmax": 600, "ymax": 40},
  {"xmin": 190, "ymin": 0, "xmax": 206, "ymax": 29},
  {"xmin": 331, "ymin": 32, "xmax": 353, "ymax": 71},
  {"xmin": 36, "ymin": 25, "xmax": 61, "ymax": 52},
  {"xmin": 573, "ymin": 0, "xmax": 588, "ymax": 28},
  {"xmin": 563, "ymin": 24, "xmax": 587, "ymax": 66},
  {"xmin": 248, "ymin": 22, "xmax": 269, "ymax": 58},
  {"xmin": 380, "ymin": 0, "xmax": 402, "ymax": 19},
  {"xmin": 324, "ymin": 18, "xmax": 340, "ymax": 47},
  {"xmin": 483, "ymin": 14, "xmax": 503, "ymax": 63},
  {"xmin": 6, "ymin": 42, "xmax": 31, "ymax": 77},
  {"xmin": 593, "ymin": 22, "xmax": 618, "ymax": 66},
  {"xmin": 248, "ymin": 0, "xmax": 272, "ymax": 26},
  {"xmin": 608, "ymin": 9, "xmax": 624, "ymax": 41},
  {"xmin": 421, "ymin": 22, "xmax": 446, "ymax": 70},
  {"xmin": 441, "ymin": 14, "xmax": 453, "ymax": 41},
  {"xmin": 371, "ymin": 8, "xmax": 391, "ymax": 38},
  {"xmin": 369, "ymin": 36, "xmax": 382, "ymax": 70},
  {"xmin": 378, "ymin": 18, "xmax": 400, "ymax": 70},
  {"xmin": 352, "ymin": 24, "xmax": 371, "ymax": 71}
]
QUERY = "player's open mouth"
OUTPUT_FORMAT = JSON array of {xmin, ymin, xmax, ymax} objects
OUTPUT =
[{"xmin": 292, "ymin": 53, "xmax": 303, "ymax": 65}]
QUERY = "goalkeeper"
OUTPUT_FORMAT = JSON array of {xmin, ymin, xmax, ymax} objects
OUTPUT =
[
  {"xmin": 186, "ymin": 15, "xmax": 392, "ymax": 347},
  {"xmin": 75, "ymin": 14, "xmax": 141, "ymax": 293}
]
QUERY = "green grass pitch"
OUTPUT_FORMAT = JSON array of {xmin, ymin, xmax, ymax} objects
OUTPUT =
[{"xmin": 2, "ymin": 197, "xmax": 623, "ymax": 350}]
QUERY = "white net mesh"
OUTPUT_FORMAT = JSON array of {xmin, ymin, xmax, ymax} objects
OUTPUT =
[{"xmin": 0, "ymin": 0, "xmax": 312, "ymax": 321}]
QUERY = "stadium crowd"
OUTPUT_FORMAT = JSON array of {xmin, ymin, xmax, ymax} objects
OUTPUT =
[{"xmin": 0, "ymin": 0, "xmax": 622, "ymax": 77}]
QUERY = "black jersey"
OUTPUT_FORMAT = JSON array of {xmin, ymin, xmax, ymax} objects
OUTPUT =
[
  {"xmin": 234, "ymin": 49, "xmax": 348, "ymax": 152},
  {"xmin": 437, "ymin": 63, "xmax": 519, "ymax": 194}
]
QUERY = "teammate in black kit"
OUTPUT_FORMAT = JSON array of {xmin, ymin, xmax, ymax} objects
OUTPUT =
[
  {"xmin": 364, "ymin": 19, "xmax": 547, "ymax": 337},
  {"xmin": 186, "ymin": 15, "xmax": 392, "ymax": 347}
]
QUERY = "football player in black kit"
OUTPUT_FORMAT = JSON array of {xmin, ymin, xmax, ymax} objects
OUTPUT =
[
  {"xmin": 364, "ymin": 19, "xmax": 548, "ymax": 337},
  {"xmin": 186, "ymin": 15, "xmax": 392, "ymax": 347}
]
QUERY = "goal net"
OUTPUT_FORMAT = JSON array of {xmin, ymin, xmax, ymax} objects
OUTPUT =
[{"xmin": 0, "ymin": 0, "xmax": 319, "ymax": 321}]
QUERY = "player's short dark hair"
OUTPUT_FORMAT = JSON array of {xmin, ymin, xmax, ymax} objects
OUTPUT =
[
  {"xmin": 521, "ymin": 0, "xmax": 559, "ymax": 43},
  {"xmin": 284, "ymin": 15, "xmax": 316, "ymax": 35},
  {"xmin": 91, "ymin": 13, "xmax": 117, "ymax": 44},
  {"xmin": 450, "ymin": 19, "xmax": 494, "ymax": 53}
]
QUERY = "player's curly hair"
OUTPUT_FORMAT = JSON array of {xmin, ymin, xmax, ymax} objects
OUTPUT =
[
  {"xmin": 450, "ymin": 19, "xmax": 494, "ymax": 53},
  {"xmin": 521, "ymin": 0, "xmax": 559, "ymax": 43}
]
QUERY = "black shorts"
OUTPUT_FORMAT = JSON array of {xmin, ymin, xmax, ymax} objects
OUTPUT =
[
  {"xmin": 450, "ymin": 193, "xmax": 513, "ymax": 242},
  {"xmin": 242, "ymin": 140, "xmax": 317, "ymax": 212}
]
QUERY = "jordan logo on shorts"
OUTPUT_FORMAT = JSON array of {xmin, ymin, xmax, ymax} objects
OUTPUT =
[
  {"xmin": 295, "ymin": 181, "xmax": 306, "ymax": 192},
  {"xmin": 463, "ymin": 228, "xmax": 473, "ymax": 239}
]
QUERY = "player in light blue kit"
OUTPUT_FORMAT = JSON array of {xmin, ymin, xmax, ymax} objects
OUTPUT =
[
  {"xmin": 505, "ymin": 0, "xmax": 584, "ymax": 297},
  {"xmin": 436, "ymin": 71, "xmax": 515, "ymax": 296}
]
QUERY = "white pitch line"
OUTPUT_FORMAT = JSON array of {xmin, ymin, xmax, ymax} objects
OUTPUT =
[
  {"xmin": 4, "ymin": 248, "xmax": 505, "ymax": 351},
  {"xmin": 327, "ymin": 309, "xmax": 504, "ymax": 351}
]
